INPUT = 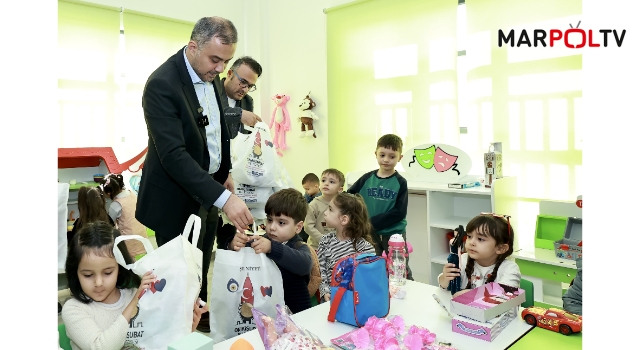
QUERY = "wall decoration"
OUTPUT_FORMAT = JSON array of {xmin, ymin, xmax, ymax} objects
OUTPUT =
[
  {"xmin": 298, "ymin": 93, "xmax": 319, "ymax": 138},
  {"xmin": 401, "ymin": 143, "xmax": 472, "ymax": 183},
  {"xmin": 270, "ymin": 94, "xmax": 291, "ymax": 157}
]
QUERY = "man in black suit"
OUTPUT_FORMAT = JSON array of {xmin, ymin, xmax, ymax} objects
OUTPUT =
[{"xmin": 136, "ymin": 17, "xmax": 253, "ymax": 253}]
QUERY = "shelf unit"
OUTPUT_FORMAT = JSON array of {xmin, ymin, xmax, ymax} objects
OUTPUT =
[
  {"xmin": 401, "ymin": 176, "xmax": 518, "ymax": 286},
  {"xmin": 512, "ymin": 200, "xmax": 580, "ymax": 307}
]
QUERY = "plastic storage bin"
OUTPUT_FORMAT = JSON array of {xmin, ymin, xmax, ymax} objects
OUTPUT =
[
  {"xmin": 554, "ymin": 217, "xmax": 582, "ymax": 261},
  {"xmin": 535, "ymin": 215, "xmax": 568, "ymax": 250}
]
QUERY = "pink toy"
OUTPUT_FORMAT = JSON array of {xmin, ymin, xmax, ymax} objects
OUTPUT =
[
  {"xmin": 331, "ymin": 315, "xmax": 447, "ymax": 350},
  {"xmin": 270, "ymin": 94, "xmax": 291, "ymax": 157}
]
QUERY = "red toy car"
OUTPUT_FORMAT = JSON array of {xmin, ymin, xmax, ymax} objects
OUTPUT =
[{"xmin": 521, "ymin": 307, "xmax": 582, "ymax": 335}]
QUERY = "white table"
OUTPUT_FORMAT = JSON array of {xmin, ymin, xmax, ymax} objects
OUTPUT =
[{"xmin": 215, "ymin": 281, "xmax": 534, "ymax": 350}]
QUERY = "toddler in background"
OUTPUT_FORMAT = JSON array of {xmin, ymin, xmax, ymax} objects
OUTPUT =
[
  {"xmin": 318, "ymin": 192, "xmax": 375, "ymax": 302},
  {"xmin": 302, "ymin": 173, "xmax": 321, "ymax": 204},
  {"xmin": 304, "ymin": 169, "xmax": 344, "ymax": 250},
  {"xmin": 102, "ymin": 174, "xmax": 148, "ymax": 260},
  {"xmin": 69, "ymin": 187, "xmax": 114, "ymax": 246},
  {"xmin": 438, "ymin": 213, "xmax": 521, "ymax": 297}
]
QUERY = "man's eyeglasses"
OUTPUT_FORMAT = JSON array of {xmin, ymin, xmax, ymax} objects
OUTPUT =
[
  {"xmin": 233, "ymin": 70, "xmax": 257, "ymax": 92},
  {"xmin": 480, "ymin": 212, "xmax": 512, "ymax": 237}
]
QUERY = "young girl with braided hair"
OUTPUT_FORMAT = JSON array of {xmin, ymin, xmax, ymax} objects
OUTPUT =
[{"xmin": 438, "ymin": 213, "xmax": 521, "ymax": 298}]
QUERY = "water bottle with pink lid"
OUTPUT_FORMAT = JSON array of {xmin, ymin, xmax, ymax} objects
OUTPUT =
[{"xmin": 388, "ymin": 234, "xmax": 407, "ymax": 286}]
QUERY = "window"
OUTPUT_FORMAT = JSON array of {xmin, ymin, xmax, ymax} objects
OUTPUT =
[
  {"xmin": 326, "ymin": 0, "xmax": 458, "ymax": 172},
  {"xmin": 463, "ymin": 0, "xmax": 582, "ymax": 251},
  {"xmin": 326, "ymin": 0, "xmax": 582, "ymax": 252},
  {"xmin": 58, "ymin": 0, "xmax": 193, "ymax": 163}
]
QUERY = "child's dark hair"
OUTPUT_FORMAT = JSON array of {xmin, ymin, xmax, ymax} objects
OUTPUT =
[
  {"xmin": 333, "ymin": 192, "xmax": 374, "ymax": 250},
  {"xmin": 76, "ymin": 187, "xmax": 110, "ymax": 233},
  {"xmin": 65, "ymin": 221, "xmax": 140, "ymax": 304},
  {"xmin": 101, "ymin": 174, "xmax": 125, "ymax": 200},
  {"xmin": 301, "ymin": 173, "xmax": 319, "ymax": 185},
  {"xmin": 376, "ymin": 134, "xmax": 403, "ymax": 153},
  {"xmin": 464, "ymin": 214, "xmax": 514, "ymax": 289},
  {"xmin": 322, "ymin": 168, "xmax": 345, "ymax": 187},
  {"xmin": 77, "ymin": 186, "xmax": 90, "ymax": 210},
  {"xmin": 265, "ymin": 188, "xmax": 308, "ymax": 223}
]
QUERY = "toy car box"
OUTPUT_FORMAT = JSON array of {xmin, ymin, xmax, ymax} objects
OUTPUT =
[
  {"xmin": 554, "ymin": 217, "xmax": 582, "ymax": 261},
  {"xmin": 450, "ymin": 282, "xmax": 525, "ymax": 341},
  {"xmin": 450, "ymin": 282, "xmax": 525, "ymax": 323},
  {"xmin": 452, "ymin": 307, "xmax": 518, "ymax": 342}
]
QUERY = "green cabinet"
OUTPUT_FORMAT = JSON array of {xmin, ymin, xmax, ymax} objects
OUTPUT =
[{"xmin": 516, "ymin": 258, "xmax": 576, "ymax": 284}]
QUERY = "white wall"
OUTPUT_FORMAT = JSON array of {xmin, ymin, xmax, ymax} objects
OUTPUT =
[
  {"xmin": 79, "ymin": 0, "xmax": 356, "ymax": 191},
  {"xmin": 249, "ymin": 0, "xmax": 356, "ymax": 189}
]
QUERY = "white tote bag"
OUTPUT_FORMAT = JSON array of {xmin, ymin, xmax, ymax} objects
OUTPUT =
[
  {"xmin": 113, "ymin": 214, "xmax": 203, "ymax": 350},
  {"xmin": 209, "ymin": 247, "xmax": 285, "ymax": 344},
  {"xmin": 231, "ymin": 122, "xmax": 279, "ymax": 187},
  {"xmin": 235, "ymin": 183, "xmax": 274, "ymax": 209}
]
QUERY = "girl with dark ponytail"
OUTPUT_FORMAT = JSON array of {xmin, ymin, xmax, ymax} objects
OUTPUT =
[
  {"xmin": 101, "ymin": 174, "xmax": 148, "ymax": 260},
  {"xmin": 438, "ymin": 213, "xmax": 521, "ymax": 297}
]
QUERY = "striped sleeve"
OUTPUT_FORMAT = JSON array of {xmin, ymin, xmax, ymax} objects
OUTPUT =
[{"xmin": 356, "ymin": 239, "xmax": 375, "ymax": 254}]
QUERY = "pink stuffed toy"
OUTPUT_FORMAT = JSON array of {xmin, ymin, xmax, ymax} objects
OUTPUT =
[{"xmin": 270, "ymin": 94, "xmax": 291, "ymax": 157}]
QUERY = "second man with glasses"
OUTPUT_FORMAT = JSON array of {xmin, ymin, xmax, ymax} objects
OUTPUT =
[{"xmin": 219, "ymin": 56, "xmax": 262, "ymax": 138}]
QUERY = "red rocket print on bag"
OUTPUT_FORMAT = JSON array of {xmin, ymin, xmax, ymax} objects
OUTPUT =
[
  {"xmin": 241, "ymin": 274, "xmax": 254, "ymax": 305},
  {"xmin": 237, "ymin": 274, "xmax": 255, "ymax": 323}
]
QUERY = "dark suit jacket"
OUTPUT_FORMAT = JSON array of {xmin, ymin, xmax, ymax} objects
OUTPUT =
[
  {"xmin": 219, "ymin": 77, "xmax": 254, "ymax": 139},
  {"xmin": 136, "ymin": 47, "xmax": 231, "ymax": 240}
]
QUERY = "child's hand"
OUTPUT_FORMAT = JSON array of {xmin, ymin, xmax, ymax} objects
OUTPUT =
[
  {"xmin": 230, "ymin": 231, "xmax": 250, "ymax": 251},
  {"xmin": 440, "ymin": 263, "xmax": 460, "ymax": 287},
  {"xmin": 192, "ymin": 298, "xmax": 209, "ymax": 332},
  {"xmin": 251, "ymin": 236, "xmax": 272, "ymax": 254},
  {"xmin": 324, "ymin": 294, "xmax": 331, "ymax": 302},
  {"xmin": 136, "ymin": 271, "xmax": 156, "ymax": 299}
]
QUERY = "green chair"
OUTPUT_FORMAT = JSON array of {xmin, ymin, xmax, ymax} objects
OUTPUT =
[
  {"xmin": 520, "ymin": 278, "xmax": 534, "ymax": 308},
  {"xmin": 58, "ymin": 323, "xmax": 72, "ymax": 350}
]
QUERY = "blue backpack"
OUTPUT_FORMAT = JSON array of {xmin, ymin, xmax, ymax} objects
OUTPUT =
[{"xmin": 327, "ymin": 253, "xmax": 390, "ymax": 327}]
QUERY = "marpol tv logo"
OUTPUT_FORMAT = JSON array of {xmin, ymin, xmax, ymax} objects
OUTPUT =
[{"xmin": 498, "ymin": 21, "xmax": 626, "ymax": 48}]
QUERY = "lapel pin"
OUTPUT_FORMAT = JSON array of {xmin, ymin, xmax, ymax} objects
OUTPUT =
[{"xmin": 198, "ymin": 107, "xmax": 204, "ymax": 113}]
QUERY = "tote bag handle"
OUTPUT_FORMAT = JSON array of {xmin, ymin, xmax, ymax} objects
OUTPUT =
[
  {"xmin": 182, "ymin": 214, "xmax": 202, "ymax": 247},
  {"xmin": 114, "ymin": 214, "xmax": 201, "ymax": 269},
  {"xmin": 113, "ymin": 235, "xmax": 155, "ymax": 269}
]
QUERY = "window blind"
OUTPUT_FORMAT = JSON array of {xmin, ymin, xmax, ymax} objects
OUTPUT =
[
  {"xmin": 464, "ymin": 0, "xmax": 582, "ymax": 251},
  {"xmin": 58, "ymin": 0, "xmax": 193, "ymax": 162},
  {"xmin": 326, "ymin": 0, "xmax": 458, "ymax": 173}
]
